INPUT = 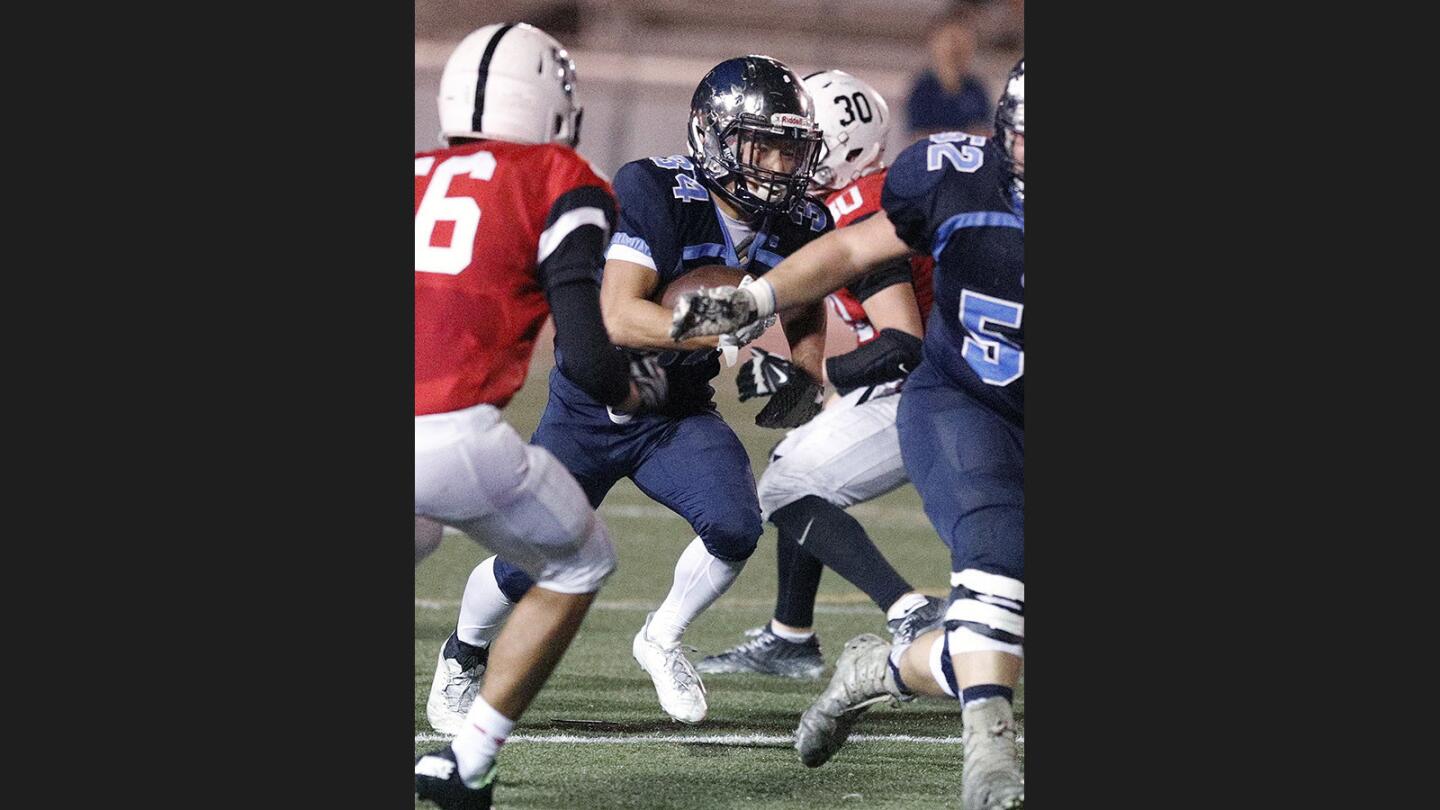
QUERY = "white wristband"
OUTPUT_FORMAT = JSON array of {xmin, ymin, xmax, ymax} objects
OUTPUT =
[{"xmin": 747, "ymin": 278, "xmax": 777, "ymax": 319}]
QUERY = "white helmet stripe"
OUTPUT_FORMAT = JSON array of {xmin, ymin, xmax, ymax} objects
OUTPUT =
[{"xmin": 472, "ymin": 23, "xmax": 517, "ymax": 133}]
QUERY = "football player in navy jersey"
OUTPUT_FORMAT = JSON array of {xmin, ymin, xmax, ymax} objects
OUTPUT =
[
  {"xmin": 427, "ymin": 55, "xmax": 837, "ymax": 730},
  {"xmin": 671, "ymin": 59, "xmax": 1026, "ymax": 810}
]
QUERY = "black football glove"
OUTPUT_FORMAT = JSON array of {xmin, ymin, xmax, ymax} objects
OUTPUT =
[
  {"xmin": 739, "ymin": 349, "xmax": 824, "ymax": 428},
  {"xmin": 755, "ymin": 375, "xmax": 825, "ymax": 429},
  {"xmin": 737, "ymin": 348, "xmax": 799, "ymax": 401}
]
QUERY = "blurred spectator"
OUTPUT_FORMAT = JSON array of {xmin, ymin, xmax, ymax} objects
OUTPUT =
[{"xmin": 905, "ymin": 9, "xmax": 993, "ymax": 140}]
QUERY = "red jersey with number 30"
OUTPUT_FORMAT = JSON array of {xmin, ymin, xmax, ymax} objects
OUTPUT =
[
  {"xmin": 415, "ymin": 140, "xmax": 612, "ymax": 415},
  {"xmin": 822, "ymin": 170, "xmax": 935, "ymax": 344}
]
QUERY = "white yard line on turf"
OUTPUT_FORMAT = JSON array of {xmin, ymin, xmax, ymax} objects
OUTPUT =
[
  {"xmin": 414, "ymin": 732, "xmax": 1024, "ymax": 746},
  {"xmin": 415, "ymin": 598, "xmax": 883, "ymax": 614}
]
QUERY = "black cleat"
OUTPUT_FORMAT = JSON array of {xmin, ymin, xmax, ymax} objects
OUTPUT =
[
  {"xmin": 887, "ymin": 596, "xmax": 948, "ymax": 646},
  {"xmin": 696, "ymin": 625, "xmax": 825, "ymax": 680},
  {"xmin": 415, "ymin": 746, "xmax": 495, "ymax": 810}
]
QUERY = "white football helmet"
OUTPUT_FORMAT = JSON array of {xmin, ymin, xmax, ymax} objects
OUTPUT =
[
  {"xmin": 801, "ymin": 70, "xmax": 892, "ymax": 192},
  {"xmin": 438, "ymin": 22, "xmax": 583, "ymax": 147}
]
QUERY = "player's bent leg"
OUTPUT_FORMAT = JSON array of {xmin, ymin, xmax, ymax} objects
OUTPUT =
[
  {"xmin": 757, "ymin": 392, "xmax": 930, "ymax": 631},
  {"xmin": 445, "ymin": 518, "xmax": 615, "ymax": 789},
  {"xmin": 897, "ymin": 370, "xmax": 1025, "ymax": 809},
  {"xmin": 629, "ymin": 411, "xmax": 763, "ymax": 722},
  {"xmin": 447, "ymin": 586, "xmax": 597, "ymax": 792}
]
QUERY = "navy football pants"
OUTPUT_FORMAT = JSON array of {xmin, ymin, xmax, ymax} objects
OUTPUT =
[
  {"xmin": 493, "ymin": 368, "xmax": 763, "ymax": 600},
  {"xmin": 896, "ymin": 362, "xmax": 1024, "ymax": 590}
]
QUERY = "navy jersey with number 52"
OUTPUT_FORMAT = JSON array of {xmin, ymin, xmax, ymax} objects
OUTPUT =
[
  {"xmin": 882, "ymin": 134, "xmax": 1024, "ymax": 425},
  {"xmin": 602, "ymin": 154, "xmax": 834, "ymax": 411}
]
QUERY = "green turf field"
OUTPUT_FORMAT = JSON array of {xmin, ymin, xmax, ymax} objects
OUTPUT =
[{"xmin": 415, "ymin": 347, "xmax": 1024, "ymax": 808}]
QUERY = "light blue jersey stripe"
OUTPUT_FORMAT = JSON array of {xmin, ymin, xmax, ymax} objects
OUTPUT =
[{"xmin": 931, "ymin": 211, "xmax": 1023, "ymax": 261}]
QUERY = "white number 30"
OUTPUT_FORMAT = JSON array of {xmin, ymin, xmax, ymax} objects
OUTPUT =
[{"xmin": 415, "ymin": 152, "xmax": 496, "ymax": 275}]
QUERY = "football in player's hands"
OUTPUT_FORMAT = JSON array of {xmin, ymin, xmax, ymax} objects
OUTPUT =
[{"xmin": 654, "ymin": 264, "xmax": 747, "ymax": 309}]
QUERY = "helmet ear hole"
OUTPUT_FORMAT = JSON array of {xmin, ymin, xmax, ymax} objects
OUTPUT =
[{"xmin": 844, "ymin": 148, "xmax": 864, "ymax": 163}]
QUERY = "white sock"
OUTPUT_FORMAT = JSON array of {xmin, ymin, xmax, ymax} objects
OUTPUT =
[
  {"xmin": 457, "ymin": 557, "xmax": 516, "ymax": 648},
  {"xmin": 451, "ymin": 694, "xmax": 514, "ymax": 787},
  {"xmin": 646, "ymin": 537, "xmax": 745, "ymax": 646},
  {"xmin": 886, "ymin": 592, "xmax": 930, "ymax": 623},
  {"xmin": 769, "ymin": 622, "xmax": 814, "ymax": 643}
]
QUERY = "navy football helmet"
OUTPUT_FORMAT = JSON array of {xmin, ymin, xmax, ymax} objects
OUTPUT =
[
  {"xmin": 687, "ymin": 55, "xmax": 824, "ymax": 219},
  {"xmin": 995, "ymin": 58, "xmax": 1024, "ymax": 203}
]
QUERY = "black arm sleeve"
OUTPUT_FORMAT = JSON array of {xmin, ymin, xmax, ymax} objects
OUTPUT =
[
  {"xmin": 841, "ymin": 211, "xmax": 912, "ymax": 302},
  {"xmin": 824, "ymin": 327, "xmax": 924, "ymax": 394},
  {"xmin": 846, "ymin": 256, "xmax": 913, "ymax": 302},
  {"xmin": 538, "ymin": 185, "xmax": 631, "ymax": 408}
]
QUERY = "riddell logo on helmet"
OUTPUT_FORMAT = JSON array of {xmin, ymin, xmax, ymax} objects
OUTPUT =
[{"xmin": 770, "ymin": 113, "xmax": 813, "ymax": 129}]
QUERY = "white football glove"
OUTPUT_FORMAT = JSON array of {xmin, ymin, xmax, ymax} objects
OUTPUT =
[
  {"xmin": 717, "ymin": 277, "xmax": 777, "ymax": 366},
  {"xmin": 669, "ymin": 278, "xmax": 775, "ymax": 340}
]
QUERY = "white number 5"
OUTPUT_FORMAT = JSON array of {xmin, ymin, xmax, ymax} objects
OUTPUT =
[{"xmin": 415, "ymin": 152, "xmax": 496, "ymax": 275}]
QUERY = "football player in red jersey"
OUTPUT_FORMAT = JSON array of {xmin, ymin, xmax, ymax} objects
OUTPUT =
[
  {"xmin": 698, "ymin": 71, "xmax": 949, "ymax": 680},
  {"xmin": 413, "ymin": 23, "xmax": 666, "ymax": 810}
]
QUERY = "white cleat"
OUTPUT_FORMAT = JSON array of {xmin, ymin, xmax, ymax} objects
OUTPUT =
[
  {"xmin": 961, "ymin": 696, "xmax": 1025, "ymax": 809},
  {"xmin": 631, "ymin": 612, "xmax": 708, "ymax": 724},
  {"xmin": 426, "ymin": 632, "xmax": 488, "ymax": 736}
]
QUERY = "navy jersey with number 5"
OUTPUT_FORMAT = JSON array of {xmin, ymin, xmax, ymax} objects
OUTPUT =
[
  {"xmin": 881, "ymin": 134, "xmax": 1024, "ymax": 425},
  {"xmin": 600, "ymin": 154, "xmax": 834, "ymax": 411}
]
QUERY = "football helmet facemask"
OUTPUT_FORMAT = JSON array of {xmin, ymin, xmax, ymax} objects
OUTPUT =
[
  {"xmin": 687, "ymin": 55, "xmax": 824, "ymax": 219},
  {"xmin": 995, "ymin": 58, "xmax": 1024, "ymax": 203}
]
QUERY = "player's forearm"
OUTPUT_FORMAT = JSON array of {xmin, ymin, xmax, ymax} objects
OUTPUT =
[
  {"xmin": 780, "ymin": 300, "xmax": 827, "ymax": 382},
  {"xmin": 763, "ymin": 216, "xmax": 911, "ymax": 313},
  {"xmin": 606, "ymin": 296, "xmax": 720, "ymax": 352}
]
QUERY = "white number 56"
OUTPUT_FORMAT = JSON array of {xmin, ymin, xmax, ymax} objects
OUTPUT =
[{"xmin": 415, "ymin": 152, "xmax": 496, "ymax": 275}]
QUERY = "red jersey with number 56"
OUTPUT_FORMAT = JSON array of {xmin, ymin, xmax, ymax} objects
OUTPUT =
[
  {"xmin": 415, "ymin": 140, "xmax": 613, "ymax": 415},
  {"xmin": 823, "ymin": 170, "xmax": 935, "ymax": 344}
]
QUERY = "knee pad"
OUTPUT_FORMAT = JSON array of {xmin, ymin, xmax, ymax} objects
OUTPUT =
[
  {"xmin": 944, "ymin": 568, "xmax": 1025, "ymax": 650},
  {"xmin": 697, "ymin": 510, "xmax": 763, "ymax": 562},
  {"xmin": 491, "ymin": 556, "xmax": 537, "ymax": 603},
  {"xmin": 532, "ymin": 517, "xmax": 618, "ymax": 595}
]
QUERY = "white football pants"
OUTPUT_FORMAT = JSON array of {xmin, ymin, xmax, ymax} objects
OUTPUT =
[
  {"xmin": 757, "ymin": 383, "xmax": 910, "ymax": 521},
  {"xmin": 415, "ymin": 403, "xmax": 616, "ymax": 593}
]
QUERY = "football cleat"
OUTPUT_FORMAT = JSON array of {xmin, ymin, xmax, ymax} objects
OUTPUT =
[
  {"xmin": 414, "ymin": 746, "xmax": 496, "ymax": 810},
  {"xmin": 794, "ymin": 633, "xmax": 911, "ymax": 767},
  {"xmin": 632, "ymin": 612, "xmax": 708, "ymax": 724},
  {"xmin": 426, "ymin": 632, "xmax": 490, "ymax": 736},
  {"xmin": 961, "ymin": 696, "xmax": 1025, "ymax": 809},
  {"xmin": 696, "ymin": 625, "xmax": 825, "ymax": 680},
  {"xmin": 887, "ymin": 596, "xmax": 948, "ymax": 647}
]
